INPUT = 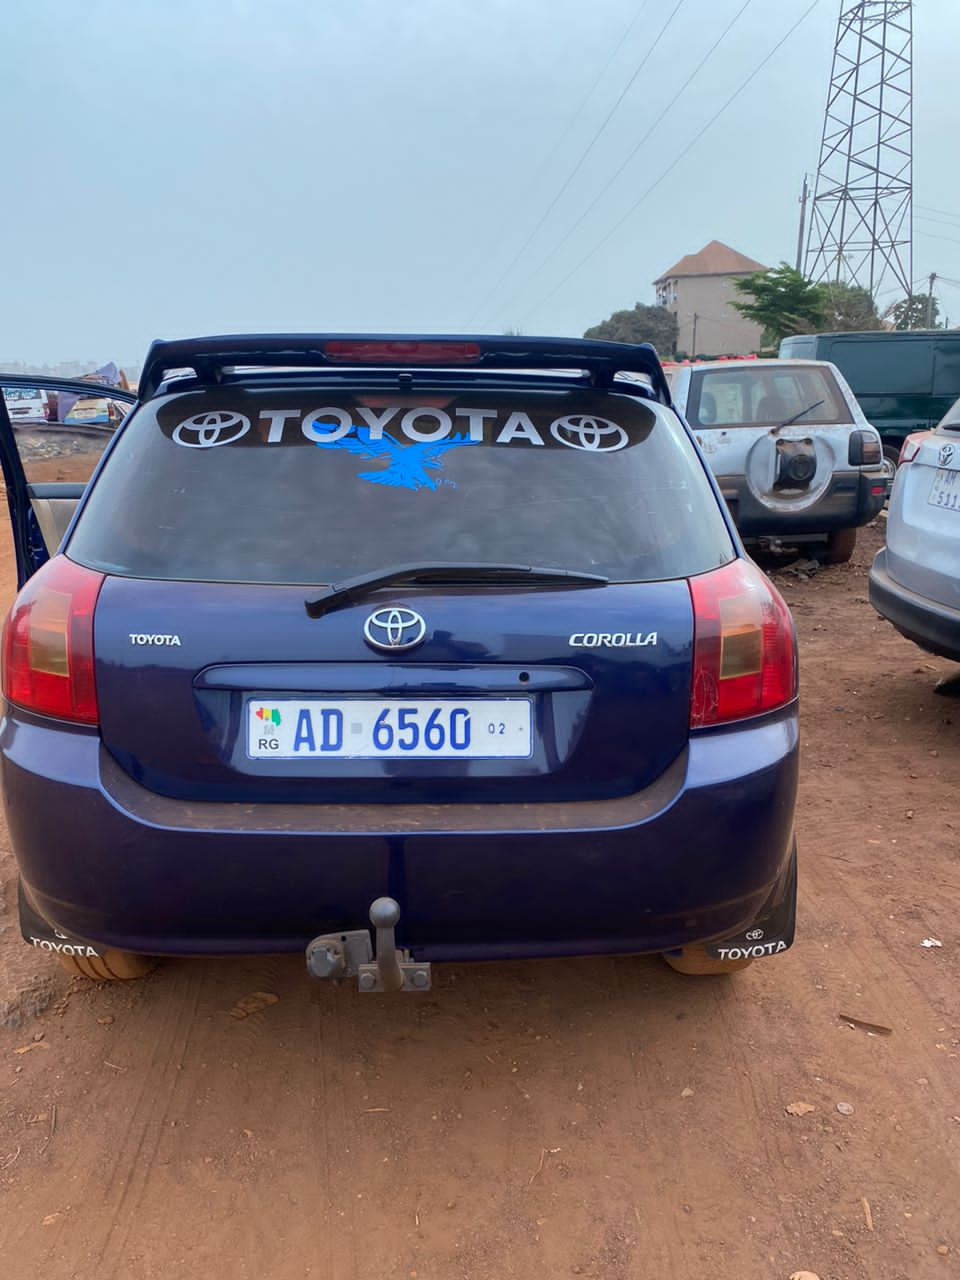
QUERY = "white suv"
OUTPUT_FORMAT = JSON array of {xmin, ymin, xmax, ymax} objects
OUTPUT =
[
  {"xmin": 668, "ymin": 359, "xmax": 886, "ymax": 563},
  {"xmin": 869, "ymin": 400, "xmax": 960, "ymax": 662}
]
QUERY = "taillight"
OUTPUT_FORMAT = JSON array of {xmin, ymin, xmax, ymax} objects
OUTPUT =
[
  {"xmin": 2, "ymin": 556, "xmax": 104, "ymax": 724},
  {"xmin": 848, "ymin": 429, "xmax": 883, "ymax": 467},
  {"xmin": 898, "ymin": 431, "xmax": 934, "ymax": 465},
  {"xmin": 689, "ymin": 559, "xmax": 796, "ymax": 728},
  {"xmin": 324, "ymin": 341, "xmax": 481, "ymax": 365}
]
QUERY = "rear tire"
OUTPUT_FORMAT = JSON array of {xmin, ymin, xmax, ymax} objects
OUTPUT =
[
  {"xmin": 57, "ymin": 950, "xmax": 155, "ymax": 981},
  {"xmin": 881, "ymin": 445, "xmax": 899, "ymax": 485},
  {"xmin": 822, "ymin": 527, "xmax": 857, "ymax": 565},
  {"xmin": 662, "ymin": 945, "xmax": 753, "ymax": 976}
]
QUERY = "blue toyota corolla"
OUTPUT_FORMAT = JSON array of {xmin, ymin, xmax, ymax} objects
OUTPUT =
[{"xmin": 0, "ymin": 335, "xmax": 798, "ymax": 990}]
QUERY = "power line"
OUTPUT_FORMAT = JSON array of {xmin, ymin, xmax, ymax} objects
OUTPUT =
[
  {"xmin": 515, "ymin": 0, "xmax": 824, "ymax": 327},
  {"xmin": 916, "ymin": 229, "xmax": 960, "ymax": 249},
  {"xmin": 916, "ymin": 204, "xmax": 960, "ymax": 223},
  {"xmin": 476, "ymin": 0, "xmax": 755, "ymax": 329},
  {"xmin": 454, "ymin": 0, "xmax": 653, "ymax": 316},
  {"xmin": 916, "ymin": 212, "xmax": 960, "ymax": 230},
  {"xmin": 463, "ymin": 0, "xmax": 687, "ymax": 327},
  {"xmin": 875, "ymin": 275, "xmax": 927, "ymax": 300}
]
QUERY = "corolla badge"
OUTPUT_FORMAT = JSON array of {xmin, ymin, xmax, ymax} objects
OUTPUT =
[
  {"xmin": 363, "ymin": 607, "xmax": 427, "ymax": 652},
  {"xmin": 173, "ymin": 411, "xmax": 250, "ymax": 448}
]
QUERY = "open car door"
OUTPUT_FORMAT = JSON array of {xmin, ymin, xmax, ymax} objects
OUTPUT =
[{"xmin": 0, "ymin": 375, "xmax": 136, "ymax": 586}]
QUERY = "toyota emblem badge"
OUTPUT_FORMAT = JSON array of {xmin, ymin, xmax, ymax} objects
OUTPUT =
[
  {"xmin": 172, "ymin": 410, "xmax": 251, "ymax": 449},
  {"xmin": 363, "ymin": 607, "xmax": 427, "ymax": 653}
]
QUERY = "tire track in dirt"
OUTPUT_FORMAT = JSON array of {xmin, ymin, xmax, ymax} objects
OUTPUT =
[
  {"xmin": 63, "ymin": 963, "xmax": 205, "ymax": 1277},
  {"xmin": 89, "ymin": 957, "xmax": 360, "ymax": 1280}
]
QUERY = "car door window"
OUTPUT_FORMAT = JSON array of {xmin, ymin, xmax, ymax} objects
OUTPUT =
[{"xmin": 0, "ymin": 378, "xmax": 135, "ymax": 576}]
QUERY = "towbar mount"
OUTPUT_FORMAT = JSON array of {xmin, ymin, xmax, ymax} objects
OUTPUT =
[{"xmin": 305, "ymin": 897, "xmax": 431, "ymax": 993}]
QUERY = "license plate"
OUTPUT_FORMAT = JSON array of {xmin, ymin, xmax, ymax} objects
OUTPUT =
[
  {"xmin": 928, "ymin": 468, "xmax": 960, "ymax": 512},
  {"xmin": 246, "ymin": 698, "xmax": 532, "ymax": 760}
]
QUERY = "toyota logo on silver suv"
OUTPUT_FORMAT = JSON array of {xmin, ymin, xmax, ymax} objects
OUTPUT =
[{"xmin": 363, "ymin": 607, "xmax": 427, "ymax": 652}]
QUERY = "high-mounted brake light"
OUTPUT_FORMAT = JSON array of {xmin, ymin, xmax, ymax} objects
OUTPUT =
[
  {"xmin": 898, "ymin": 430, "xmax": 934, "ymax": 465},
  {"xmin": 324, "ymin": 341, "xmax": 482, "ymax": 365},
  {"xmin": 689, "ymin": 559, "xmax": 796, "ymax": 728},
  {"xmin": 2, "ymin": 557, "xmax": 104, "ymax": 724}
]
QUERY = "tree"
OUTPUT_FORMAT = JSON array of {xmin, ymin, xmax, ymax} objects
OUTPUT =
[
  {"xmin": 732, "ymin": 263, "xmax": 826, "ymax": 345},
  {"xmin": 820, "ymin": 281, "xmax": 882, "ymax": 331},
  {"xmin": 584, "ymin": 303, "xmax": 678, "ymax": 354},
  {"xmin": 891, "ymin": 292, "xmax": 941, "ymax": 330}
]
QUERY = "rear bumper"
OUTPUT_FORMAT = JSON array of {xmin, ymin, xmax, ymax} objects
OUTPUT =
[
  {"xmin": 869, "ymin": 549, "xmax": 960, "ymax": 661},
  {"xmin": 717, "ymin": 472, "xmax": 884, "ymax": 538},
  {"xmin": 1, "ymin": 706, "xmax": 799, "ymax": 963}
]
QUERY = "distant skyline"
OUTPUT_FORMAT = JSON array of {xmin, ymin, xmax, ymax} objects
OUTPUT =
[{"xmin": 3, "ymin": 0, "xmax": 959, "ymax": 366}]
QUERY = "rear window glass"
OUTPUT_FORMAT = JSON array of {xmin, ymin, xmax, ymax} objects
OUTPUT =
[
  {"xmin": 67, "ymin": 386, "xmax": 735, "ymax": 584},
  {"xmin": 687, "ymin": 365, "xmax": 848, "ymax": 429},
  {"xmin": 828, "ymin": 339, "xmax": 933, "ymax": 395},
  {"xmin": 932, "ymin": 342, "xmax": 960, "ymax": 399},
  {"xmin": 3, "ymin": 388, "xmax": 44, "ymax": 402}
]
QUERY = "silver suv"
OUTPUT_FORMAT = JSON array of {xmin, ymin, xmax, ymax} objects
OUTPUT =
[
  {"xmin": 869, "ymin": 400, "xmax": 960, "ymax": 662},
  {"xmin": 668, "ymin": 359, "xmax": 886, "ymax": 563}
]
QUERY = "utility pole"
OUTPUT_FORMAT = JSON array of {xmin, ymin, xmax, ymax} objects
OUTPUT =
[
  {"xmin": 795, "ymin": 175, "xmax": 809, "ymax": 272},
  {"xmin": 691, "ymin": 313, "xmax": 699, "ymax": 358},
  {"xmin": 925, "ymin": 272, "xmax": 937, "ymax": 328}
]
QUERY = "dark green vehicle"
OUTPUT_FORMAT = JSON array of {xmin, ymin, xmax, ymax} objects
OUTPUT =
[{"xmin": 779, "ymin": 330, "xmax": 960, "ymax": 481}]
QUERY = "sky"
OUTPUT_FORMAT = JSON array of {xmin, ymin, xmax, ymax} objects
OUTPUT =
[{"xmin": 2, "ymin": 0, "xmax": 959, "ymax": 367}]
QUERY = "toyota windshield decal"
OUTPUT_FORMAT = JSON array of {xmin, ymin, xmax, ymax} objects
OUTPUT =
[{"xmin": 158, "ymin": 392, "xmax": 654, "ymax": 492}]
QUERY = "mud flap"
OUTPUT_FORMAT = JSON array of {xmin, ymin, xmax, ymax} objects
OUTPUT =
[
  {"xmin": 17, "ymin": 879, "xmax": 104, "ymax": 959},
  {"xmin": 704, "ymin": 845, "xmax": 797, "ymax": 962}
]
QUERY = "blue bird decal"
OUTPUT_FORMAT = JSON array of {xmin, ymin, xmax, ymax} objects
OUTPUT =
[{"xmin": 311, "ymin": 425, "xmax": 478, "ymax": 491}]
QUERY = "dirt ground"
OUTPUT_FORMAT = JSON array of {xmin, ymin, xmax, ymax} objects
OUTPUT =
[{"xmin": 0, "ymin": 517, "xmax": 958, "ymax": 1280}]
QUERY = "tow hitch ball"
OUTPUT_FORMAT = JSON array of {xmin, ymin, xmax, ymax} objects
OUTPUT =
[{"xmin": 305, "ymin": 897, "xmax": 431, "ymax": 993}]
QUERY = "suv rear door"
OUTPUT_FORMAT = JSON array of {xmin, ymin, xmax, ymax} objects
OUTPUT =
[
  {"xmin": 72, "ymin": 382, "xmax": 734, "ymax": 805},
  {"xmin": 0, "ymin": 375, "xmax": 135, "ymax": 585},
  {"xmin": 676, "ymin": 360, "xmax": 871, "ymax": 516}
]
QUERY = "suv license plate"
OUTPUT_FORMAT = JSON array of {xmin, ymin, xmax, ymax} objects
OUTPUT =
[
  {"xmin": 247, "ymin": 698, "xmax": 532, "ymax": 760},
  {"xmin": 928, "ymin": 467, "xmax": 960, "ymax": 512}
]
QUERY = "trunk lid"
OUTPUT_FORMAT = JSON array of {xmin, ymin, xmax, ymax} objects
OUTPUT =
[
  {"xmin": 65, "ymin": 374, "xmax": 737, "ymax": 803},
  {"xmin": 94, "ymin": 577, "xmax": 694, "ymax": 803}
]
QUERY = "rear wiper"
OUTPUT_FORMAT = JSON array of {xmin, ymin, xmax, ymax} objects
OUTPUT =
[
  {"xmin": 774, "ymin": 399, "xmax": 826, "ymax": 431},
  {"xmin": 305, "ymin": 562, "xmax": 608, "ymax": 617}
]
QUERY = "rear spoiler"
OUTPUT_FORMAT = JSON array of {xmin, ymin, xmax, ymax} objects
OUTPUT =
[{"xmin": 137, "ymin": 334, "xmax": 672, "ymax": 404}]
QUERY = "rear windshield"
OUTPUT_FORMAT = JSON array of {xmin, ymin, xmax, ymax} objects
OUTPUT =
[
  {"xmin": 67, "ymin": 385, "xmax": 735, "ymax": 584},
  {"xmin": 687, "ymin": 365, "xmax": 849, "ymax": 429}
]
